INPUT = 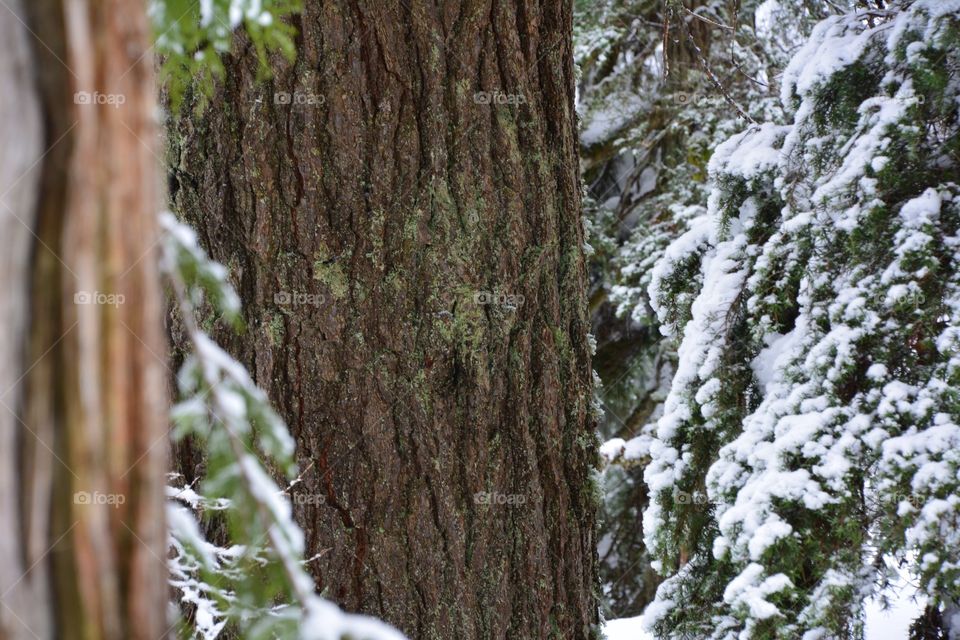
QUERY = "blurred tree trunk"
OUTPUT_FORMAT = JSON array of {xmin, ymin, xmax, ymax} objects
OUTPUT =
[
  {"xmin": 170, "ymin": 1, "xmax": 599, "ymax": 638},
  {"xmin": 0, "ymin": 1, "xmax": 168, "ymax": 639}
]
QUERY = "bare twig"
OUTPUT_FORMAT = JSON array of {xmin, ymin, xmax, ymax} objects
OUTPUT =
[
  {"xmin": 682, "ymin": 6, "xmax": 734, "ymax": 31},
  {"xmin": 685, "ymin": 31, "xmax": 757, "ymax": 124}
]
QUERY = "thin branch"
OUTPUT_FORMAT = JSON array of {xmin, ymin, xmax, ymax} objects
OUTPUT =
[
  {"xmin": 682, "ymin": 6, "xmax": 734, "ymax": 31},
  {"xmin": 685, "ymin": 31, "xmax": 757, "ymax": 124}
]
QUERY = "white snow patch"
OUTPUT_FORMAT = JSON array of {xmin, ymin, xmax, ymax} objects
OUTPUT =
[{"xmin": 603, "ymin": 614, "xmax": 652, "ymax": 640}]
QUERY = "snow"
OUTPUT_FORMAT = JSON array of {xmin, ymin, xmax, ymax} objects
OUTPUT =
[
  {"xmin": 635, "ymin": 0, "xmax": 960, "ymax": 634},
  {"xmin": 649, "ymin": 214, "xmax": 713, "ymax": 336},
  {"xmin": 747, "ymin": 519, "xmax": 793, "ymax": 561},
  {"xmin": 199, "ymin": 0, "xmax": 214, "ymax": 26},
  {"xmin": 160, "ymin": 212, "xmax": 242, "ymax": 316},
  {"xmin": 751, "ymin": 328, "xmax": 801, "ymax": 392},
  {"xmin": 603, "ymin": 615, "xmax": 651, "ymax": 640},
  {"xmin": 602, "ymin": 433, "xmax": 654, "ymax": 463},
  {"xmin": 754, "ymin": 1, "xmax": 782, "ymax": 41},
  {"xmin": 915, "ymin": 0, "xmax": 960, "ymax": 19},
  {"xmin": 239, "ymin": 454, "xmax": 305, "ymax": 558},
  {"xmin": 723, "ymin": 563, "xmax": 793, "ymax": 620},
  {"xmin": 581, "ymin": 94, "xmax": 645, "ymax": 147},
  {"xmin": 707, "ymin": 123, "xmax": 787, "ymax": 182},
  {"xmin": 780, "ymin": 13, "xmax": 872, "ymax": 106},
  {"xmin": 167, "ymin": 504, "xmax": 228, "ymax": 640},
  {"xmin": 899, "ymin": 188, "xmax": 941, "ymax": 227},
  {"xmin": 302, "ymin": 598, "xmax": 408, "ymax": 640},
  {"xmin": 600, "ymin": 438, "xmax": 627, "ymax": 461},
  {"xmin": 636, "ymin": 166, "xmax": 658, "ymax": 199}
]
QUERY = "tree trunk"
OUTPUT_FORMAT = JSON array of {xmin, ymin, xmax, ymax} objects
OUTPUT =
[
  {"xmin": 0, "ymin": 1, "xmax": 168, "ymax": 639},
  {"xmin": 0, "ymin": 1, "xmax": 49, "ymax": 635},
  {"xmin": 170, "ymin": 2, "xmax": 599, "ymax": 638}
]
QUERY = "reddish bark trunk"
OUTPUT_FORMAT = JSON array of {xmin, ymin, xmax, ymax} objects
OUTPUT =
[{"xmin": 0, "ymin": 2, "xmax": 168, "ymax": 638}]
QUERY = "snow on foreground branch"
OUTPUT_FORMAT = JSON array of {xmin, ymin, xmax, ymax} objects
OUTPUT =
[
  {"xmin": 161, "ymin": 211, "xmax": 405, "ymax": 640},
  {"xmin": 625, "ymin": 1, "xmax": 960, "ymax": 638}
]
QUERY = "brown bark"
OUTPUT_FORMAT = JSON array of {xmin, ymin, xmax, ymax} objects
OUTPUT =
[
  {"xmin": 171, "ymin": 1, "xmax": 599, "ymax": 638},
  {"xmin": 0, "ymin": 1, "xmax": 168, "ymax": 639}
]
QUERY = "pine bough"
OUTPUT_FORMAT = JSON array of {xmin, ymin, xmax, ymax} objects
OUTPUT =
[
  {"xmin": 162, "ymin": 213, "xmax": 405, "ymax": 640},
  {"xmin": 639, "ymin": 2, "xmax": 960, "ymax": 637}
]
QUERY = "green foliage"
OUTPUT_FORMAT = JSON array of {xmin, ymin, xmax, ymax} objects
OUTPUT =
[
  {"xmin": 576, "ymin": 0, "xmax": 836, "ymax": 618},
  {"xmin": 161, "ymin": 214, "xmax": 404, "ymax": 640},
  {"xmin": 163, "ymin": 212, "xmax": 305, "ymax": 639},
  {"xmin": 642, "ymin": 3, "xmax": 960, "ymax": 637},
  {"xmin": 149, "ymin": 0, "xmax": 300, "ymax": 109}
]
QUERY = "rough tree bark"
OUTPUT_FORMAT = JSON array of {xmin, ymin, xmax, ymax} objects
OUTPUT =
[
  {"xmin": 0, "ymin": 2, "xmax": 168, "ymax": 639},
  {"xmin": 171, "ymin": 1, "xmax": 599, "ymax": 638}
]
